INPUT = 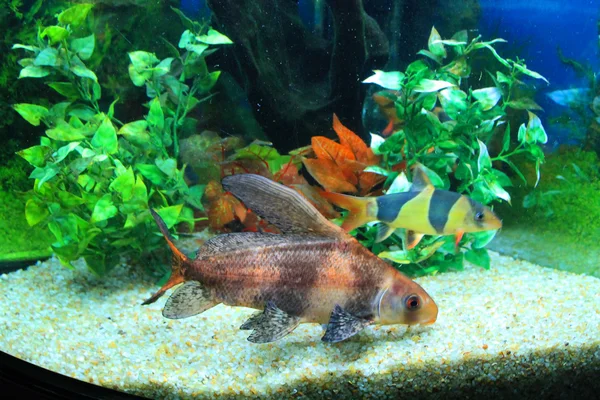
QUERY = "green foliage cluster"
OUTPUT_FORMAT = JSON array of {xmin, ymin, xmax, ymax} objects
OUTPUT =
[
  {"xmin": 0, "ymin": 191, "xmax": 53, "ymax": 258},
  {"xmin": 11, "ymin": 3, "xmax": 232, "ymax": 275},
  {"xmin": 358, "ymin": 27, "xmax": 548, "ymax": 276},
  {"xmin": 518, "ymin": 148, "xmax": 600, "ymax": 238}
]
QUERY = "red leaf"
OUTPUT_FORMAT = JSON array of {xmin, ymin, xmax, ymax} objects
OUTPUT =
[
  {"xmin": 332, "ymin": 114, "xmax": 379, "ymax": 165},
  {"xmin": 302, "ymin": 158, "xmax": 358, "ymax": 193},
  {"xmin": 290, "ymin": 184, "xmax": 341, "ymax": 219},
  {"xmin": 312, "ymin": 136, "xmax": 356, "ymax": 163}
]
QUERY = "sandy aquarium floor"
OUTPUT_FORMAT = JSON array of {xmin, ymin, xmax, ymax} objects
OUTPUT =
[{"xmin": 0, "ymin": 246, "xmax": 599, "ymax": 399}]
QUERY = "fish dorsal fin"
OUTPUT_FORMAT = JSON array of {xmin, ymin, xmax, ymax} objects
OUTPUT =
[
  {"xmin": 163, "ymin": 281, "xmax": 215, "ymax": 319},
  {"xmin": 222, "ymin": 174, "xmax": 344, "ymax": 238},
  {"xmin": 197, "ymin": 232, "xmax": 335, "ymax": 258},
  {"xmin": 410, "ymin": 164, "xmax": 434, "ymax": 192}
]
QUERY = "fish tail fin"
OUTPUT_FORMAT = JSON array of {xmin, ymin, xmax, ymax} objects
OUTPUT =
[
  {"xmin": 142, "ymin": 209, "xmax": 190, "ymax": 305},
  {"xmin": 320, "ymin": 192, "xmax": 375, "ymax": 232}
]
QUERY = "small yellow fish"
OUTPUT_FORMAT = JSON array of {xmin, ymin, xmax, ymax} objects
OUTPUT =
[{"xmin": 321, "ymin": 164, "xmax": 502, "ymax": 249}]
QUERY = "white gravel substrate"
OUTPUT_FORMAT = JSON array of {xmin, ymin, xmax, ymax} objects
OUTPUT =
[{"xmin": 0, "ymin": 248, "xmax": 599, "ymax": 399}]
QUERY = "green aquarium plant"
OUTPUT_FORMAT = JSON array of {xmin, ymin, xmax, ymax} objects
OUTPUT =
[
  {"xmin": 11, "ymin": 3, "xmax": 232, "ymax": 276},
  {"xmin": 354, "ymin": 27, "xmax": 548, "ymax": 276}
]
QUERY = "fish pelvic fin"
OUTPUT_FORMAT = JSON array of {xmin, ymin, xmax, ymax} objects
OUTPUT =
[
  {"xmin": 322, "ymin": 305, "xmax": 373, "ymax": 343},
  {"xmin": 319, "ymin": 191, "xmax": 375, "ymax": 232},
  {"xmin": 375, "ymin": 223, "xmax": 395, "ymax": 243},
  {"xmin": 142, "ymin": 209, "xmax": 190, "ymax": 306}
]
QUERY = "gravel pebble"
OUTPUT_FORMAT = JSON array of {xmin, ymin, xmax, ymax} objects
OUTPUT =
[{"xmin": 0, "ymin": 246, "xmax": 599, "ymax": 399}]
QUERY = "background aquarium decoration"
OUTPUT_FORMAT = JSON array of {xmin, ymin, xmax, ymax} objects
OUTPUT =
[{"xmin": 0, "ymin": 0, "xmax": 598, "ymax": 399}]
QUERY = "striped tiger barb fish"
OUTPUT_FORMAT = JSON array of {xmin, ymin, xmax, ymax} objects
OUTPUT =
[
  {"xmin": 142, "ymin": 174, "xmax": 438, "ymax": 343},
  {"xmin": 320, "ymin": 164, "xmax": 502, "ymax": 249}
]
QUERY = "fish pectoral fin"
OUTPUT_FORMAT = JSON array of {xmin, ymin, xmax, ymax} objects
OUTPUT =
[
  {"xmin": 322, "ymin": 305, "xmax": 373, "ymax": 343},
  {"xmin": 162, "ymin": 281, "xmax": 216, "ymax": 319},
  {"xmin": 405, "ymin": 230, "xmax": 425, "ymax": 250},
  {"xmin": 375, "ymin": 223, "xmax": 395, "ymax": 243},
  {"xmin": 245, "ymin": 301, "xmax": 301, "ymax": 343}
]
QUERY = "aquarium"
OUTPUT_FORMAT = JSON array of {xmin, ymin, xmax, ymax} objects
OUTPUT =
[{"xmin": 0, "ymin": 0, "xmax": 598, "ymax": 399}]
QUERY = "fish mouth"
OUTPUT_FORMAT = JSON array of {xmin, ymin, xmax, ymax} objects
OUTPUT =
[{"xmin": 420, "ymin": 317, "xmax": 437, "ymax": 325}]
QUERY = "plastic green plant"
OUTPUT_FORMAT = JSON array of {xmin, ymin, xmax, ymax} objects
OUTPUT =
[
  {"xmin": 11, "ymin": 3, "xmax": 231, "ymax": 276},
  {"xmin": 357, "ymin": 27, "xmax": 548, "ymax": 276}
]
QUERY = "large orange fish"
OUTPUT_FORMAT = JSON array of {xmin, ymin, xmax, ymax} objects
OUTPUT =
[{"xmin": 143, "ymin": 174, "xmax": 437, "ymax": 343}]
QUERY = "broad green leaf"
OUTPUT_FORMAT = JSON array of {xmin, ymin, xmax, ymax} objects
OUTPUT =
[
  {"xmin": 18, "ymin": 65, "xmax": 50, "ymax": 78},
  {"xmin": 513, "ymin": 63, "xmax": 549, "ymax": 84},
  {"xmin": 433, "ymin": 39, "xmax": 467, "ymax": 46},
  {"xmin": 136, "ymin": 164, "xmax": 165, "ymax": 185},
  {"xmin": 370, "ymin": 133, "xmax": 385, "ymax": 154},
  {"xmin": 378, "ymin": 250, "xmax": 412, "ymax": 264},
  {"xmin": 186, "ymin": 43, "xmax": 209, "ymax": 56},
  {"xmin": 496, "ymin": 71, "xmax": 512, "ymax": 84},
  {"xmin": 109, "ymin": 167, "xmax": 135, "ymax": 200},
  {"xmin": 25, "ymin": 198, "xmax": 49, "ymax": 226},
  {"xmin": 487, "ymin": 180, "xmax": 511, "ymax": 203},
  {"xmin": 477, "ymin": 139, "xmax": 492, "ymax": 171},
  {"xmin": 198, "ymin": 71, "xmax": 221, "ymax": 92},
  {"xmin": 178, "ymin": 30, "xmax": 195, "ymax": 48},
  {"xmin": 465, "ymin": 247, "xmax": 491, "ymax": 269},
  {"xmin": 30, "ymin": 164, "xmax": 59, "ymax": 188},
  {"xmin": 17, "ymin": 145, "xmax": 53, "ymax": 167},
  {"xmin": 13, "ymin": 103, "xmax": 49, "ymax": 126},
  {"xmin": 438, "ymin": 88, "xmax": 468, "ymax": 119},
  {"xmin": 118, "ymin": 120, "xmax": 150, "ymax": 147},
  {"xmin": 58, "ymin": 3, "xmax": 94, "ymax": 27},
  {"xmin": 91, "ymin": 194, "xmax": 118, "ymax": 224},
  {"xmin": 70, "ymin": 34, "xmax": 95, "ymax": 60},
  {"xmin": 470, "ymin": 230, "xmax": 498, "ymax": 249},
  {"xmin": 152, "ymin": 57, "xmax": 174, "ymax": 78},
  {"xmin": 363, "ymin": 166, "xmax": 390, "ymax": 176},
  {"xmin": 546, "ymin": 88, "xmax": 590, "ymax": 107},
  {"xmin": 128, "ymin": 64, "xmax": 150, "ymax": 86},
  {"xmin": 526, "ymin": 111, "xmax": 548, "ymax": 144},
  {"xmin": 18, "ymin": 58, "xmax": 34, "ymax": 67},
  {"xmin": 48, "ymin": 82, "xmax": 79, "ymax": 98},
  {"xmin": 472, "ymin": 87, "xmax": 501, "ymax": 111},
  {"xmin": 91, "ymin": 117, "xmax": 118, "ymax": 154},
  {"xmin": 387, "ymin": 172, "xmax": 410, "ymax": 194},
  {"xmin": 417, "ymin": 49, "xmax": 442, "ymax": 64},
  {"xmin": 156, "ymin": 204, "xmax": 184, "ymax": 229},
  {"xmin": 196, "ymin": 28, "xmax": 233, "ymax": 45},
  {"xmin": 156, "ymin": 158, "xmax": 177, "ymax": 178},
  {"xmin": 70, "ymin": 62, "xmax": 97, "ymax": 82},
  {"xmin": 41, "ymin": 26, "xmax": 70, "ymax": 45},
  {"xmin": 427, "ymin": 26, "xmax": 446, "ymax": 58},
  {"xmin": 147, "ymin": 97, "xmax": 164, "ymax": 133},
  {"xmin": 54, "ymin": 141, "xmax": 81, "ymax": 163},
  {"xmin": 68, "ymin": 105, "xmax": 96, "ymax": 121},
  {"xmin": 33, "ymin": 48, "xmax": 59, "ymax": 67},
  {"xmin": 57, "ymin": 191, "xmax": 86, "ymax": 208},
  {"xmin": 128, "ymin": 51, "xmax": 159, "ymax": 70},
  {"xmin": 414, "ymin": 79, "xmax": 454, "ymax": 93},
  {"xmin": 186, "ymin": 184, "xmax": 205, "ymax": 211},
  {"xmin": 363, "ymin": 70, "xmax": 405, "ymax": 90}
]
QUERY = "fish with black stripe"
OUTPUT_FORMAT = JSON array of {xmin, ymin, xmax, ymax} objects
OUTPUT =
[
  {"xmin": 142, "ymin": 174, "xmax": 438, "ymax": 343},
  {"xmin": 320, "ymin": 164, "xmax": 502, "ymax": 249}
]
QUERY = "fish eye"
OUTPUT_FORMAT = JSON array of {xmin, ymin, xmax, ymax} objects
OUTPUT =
[
  {"xmin": 405, "ymin": 294, "xmax": 421, "ymax": 311},
  {"xmin": 475, "ymin": 211, "xmax": 485, "ymax": 221}
]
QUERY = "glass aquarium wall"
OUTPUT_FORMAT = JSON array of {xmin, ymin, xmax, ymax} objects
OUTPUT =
[{"xmin": 1, "ymin": 1, "xmax": 598, "ymax": 399}]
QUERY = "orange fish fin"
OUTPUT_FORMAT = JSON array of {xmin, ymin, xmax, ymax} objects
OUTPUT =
[
  {"xmin": 406, "ymin": 231, "xmax": 425, "ymax": 250},
  {"xmin": 143, "ymin": 209, "xmax": 190, "ymax": 305},
  {"xmin": 319, "ymin": 191, "xmax": 374, "ymax": 232},
  {"xmin": 454, "ymin": 231, "xmax": 464, "ymax": 253},
  {"xmin": 382, "ymin": 120, "xmax": 394, "ymax": 136}
]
